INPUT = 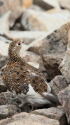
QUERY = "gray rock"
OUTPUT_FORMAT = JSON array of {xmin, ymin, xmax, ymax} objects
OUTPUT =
[
  {"xmin": 0, "ymin": 92, "xmax": 34, "ymax": 113},
  {"xmin": 59, "ymin": 0, "xmax": 70, "ymax": 10},
  {"xmin": 31, "ymin": 106, "xmax": 67, "ymax": 125},
  {"xmin": 0, "ymin": 77, "xmax": 7, "ymax": 93},
  {"xmin": 28, "ymin": 22, "xmax": 70, "ymax": 55},
  {"xmin": 22, "ymin": 51, "xmax": 46, "ymax": 72},
  {"xmin": 33, "ymin": 0, "xmax": 60, "ymax": 10},
  {"xmin": 0, "ymin": 112, "xmax": 60, "ymax": 125},
  {"xmin": 59, "ymin": 49, "xmax": 70, "ymax": 83},
  {"xmin": 50, "ymin": 75, "xmax": 68, "ymax": 96},
  {"xmin": 28, "ymin": 22, "xmax": 70, "ymax": 79},
  {"xmin": 0, "ymin": 92, "xmax": 17, "ymax": 105},
  {"xmin": 0, "ymin": 104, "xmax": 20, "ymax": 120},
  {"xmin": 42, "ymin": 54, "xmax": 62, "ymax": 80},
  {"xmin": 0, "ymin": 54, "xmax": 8, "ymax": 69},
  {"xmin": 58, "ymin": 85, "xmax": 70, "ymax": 124}
]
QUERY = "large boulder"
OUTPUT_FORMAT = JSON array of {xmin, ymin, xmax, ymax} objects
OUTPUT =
[
  {"xmin": 0, "ymin": 112, "xmax": 60, "ymax": 125},
  {"xmin": 32, "ymin": 106, "xmax": 67, "ymax": 125},
  {"xmin": 28, "ymin": 22, "xmax": 70, "ymax": 80},
  {"xmin": 21, "ymin": 9, "xmax": 70, "ymax": 31}
]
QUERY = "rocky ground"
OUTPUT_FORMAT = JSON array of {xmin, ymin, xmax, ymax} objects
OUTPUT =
[{"xmin": 0, "ymin": 0, "xmax": 70, "ymax": 125}]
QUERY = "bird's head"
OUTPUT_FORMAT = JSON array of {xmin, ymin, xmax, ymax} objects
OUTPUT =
[{"xmin": 9, "ymin": 40, "xmax": 22, "ymax": 56}]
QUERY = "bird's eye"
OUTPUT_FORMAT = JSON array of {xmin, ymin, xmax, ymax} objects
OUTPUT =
[
  {"xmin": 16, "ymin": 41, "xmax": 21, "ymax": 46},
  {"xmin": 18, "ymin": 43, "xmax": 21, "ymax": 45}
]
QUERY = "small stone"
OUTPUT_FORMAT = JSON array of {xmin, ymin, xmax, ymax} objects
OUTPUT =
[{"xmin": 0, "ymin": 104, "xmax": 20, "ymax": 120}]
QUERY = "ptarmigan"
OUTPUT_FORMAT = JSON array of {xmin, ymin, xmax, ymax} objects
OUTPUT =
[{"xmin": 2, "ymin": 40, "xmax": 59, "ymax": 109}]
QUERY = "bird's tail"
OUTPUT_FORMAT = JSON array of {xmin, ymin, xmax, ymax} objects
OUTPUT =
[{"xmin": 44, "ymin": 93, "xmax": 60, "ymax": 106}]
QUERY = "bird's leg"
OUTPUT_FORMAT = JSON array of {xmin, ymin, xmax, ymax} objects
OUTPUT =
[
  {"xmin": 18, "ymin": 99, "xmax": 25, "ymax": 108},
  {"xmin": 22, "ymin": 103, "xmax": 34, "ymax": 112}
]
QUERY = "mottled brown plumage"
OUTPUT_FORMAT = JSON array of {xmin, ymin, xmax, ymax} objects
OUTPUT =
[
  {"xmin": 2, "ymin": 40, "xmax": 59, "ymax": 107},
  {"xmin": 2, "ymin": 40, "xmax": 49, "ymax": 95}
]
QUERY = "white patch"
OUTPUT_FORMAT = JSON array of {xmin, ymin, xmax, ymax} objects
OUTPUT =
[
  {"xmin": 31, "ymin": 72, "xmax": 38, "ymax": 77},
  {"xmin": 27, "ymin": 84, "xmax": 36, "ymax": 95},
  {"xmin": 26, "ymin": 84, "xmax": 50, "ymax": 106}
]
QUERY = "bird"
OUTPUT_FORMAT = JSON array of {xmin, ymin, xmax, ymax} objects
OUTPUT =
[{"xmin": 2, "ymin": 40, "xmax": 60, "ymax": 110}]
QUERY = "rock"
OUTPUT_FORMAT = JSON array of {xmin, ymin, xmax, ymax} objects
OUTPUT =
[
  {"xmin": 23, "ymin": 0, "xmax": 33, "ymax": 9},
  {"xmin": 0, "ymin": 0, "xmax": 33, "ymax": 28},
  {"xmin": 0, "ymin": 92, "xmax": 17, "ymax": 105},
  {"xmin": 0, "ymin": 0, "xmax": 25, "ymax": 27},
  {"xmin": 33, "ymin": 0, "xmax": 60, "ymax": 10},
  {"xmin": 58, "ymin": 85, "xmax": 70, "ymax": 124},
  {"xmin": 42, "ymin": 54, "xmax": 62, "ymax": 80},
  {"xmin": 0, "ymin": 54, "xmax": 8, "ymax": 69},
  {"xmin": 28, "ymin": 22, "xmax": 70, "ymax": 55},
  {"xmin": 50, "ymin": 75, "xmax": 68, "ymax": 96},
  {"xmin": 47, "ymin": 8, "xmax": 62, "ymax": 14},
  {"xmin": 31, "ymin": 106, "xmax": 67, "ymax": 125},
  {"xmin": 0, "ymin": 35, "xmax": 12, "ymax": 56},
  {"xmin": 0, "ymin": 112, "xmax": 60, "ymax": 125},
  {"xmin": 0, "ymin": 11, "xmax": 11, "ymax": 35},
  {"xmin": 0, "ymin": 91, "xmax": 24, "ymax": 109},
  {"xmin": 21, "ymin": 9, "xmax": 70, "ymax": 31},
  {"xmin": 21, "ymin": 51, "xmax": 45, "ymax": 71},
  {"xmin": 59, "ymin": 49, "xmax": 70, "ymax": 83},
  {"xmin": 59, "ymin": 29, "xmax": 70, "ymax": 83},
  {"xmin": 59, "ymin": 0, "xmax": 70, "ymax": 10},
  {"xmin": 0, "ymin": 104, "xmax": 20, "ymax": 120},
  {"xmin": 0, "ymin": 77, "xmax": 7, "ymax": 93},
  {"xmin": 28, "ymin": 22, "xmax": 70, "ymax": 79},
  {"xmin": 30, "ymin": 5, "xmax": 44, "ymax": 11},
  {"xmin": 2, "ymin": 31, "xmax": 48, "ymax": 45},
  {"xmin": 21, "ymin": 9, "xmax": 48, "ymax": 31}
]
